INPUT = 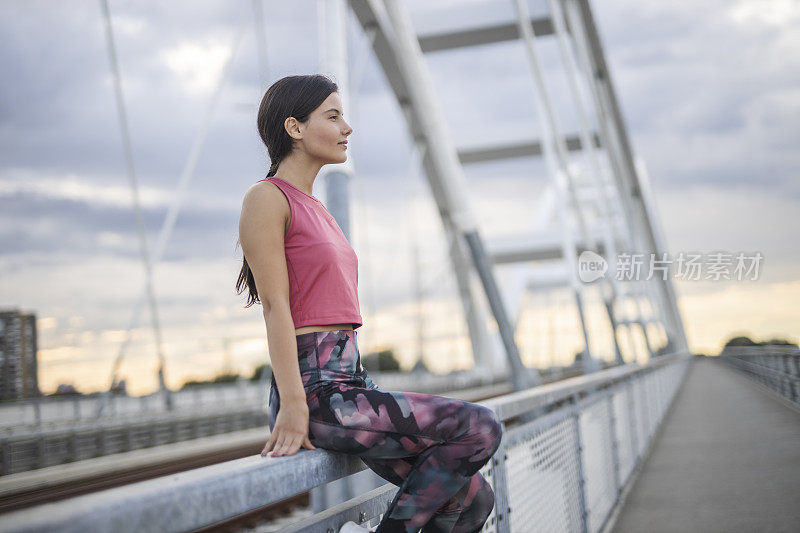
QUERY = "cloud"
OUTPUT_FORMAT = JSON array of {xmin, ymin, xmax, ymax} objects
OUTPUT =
[
  {"xmin": 593, "ymin": 0, "xmax": 800, "ymax": 192},
  {"xmin": 1, "ymin": 0, "xmax": 798, "ymax": 393},
  {"xmin": 160, "ymin": 38, "xmax": 235, "ymax": 96},
  {"xmin": 0, "ymin": 170, "xmax": 238, "ymax": 260}
]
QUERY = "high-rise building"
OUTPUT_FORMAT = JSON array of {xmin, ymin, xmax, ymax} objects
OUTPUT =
[{"xmin": 0, "ymin": 308, "xmax": 41, "ymax": 401}]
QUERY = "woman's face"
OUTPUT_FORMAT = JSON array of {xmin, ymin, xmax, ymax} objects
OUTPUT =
[{"xmin": 297, "ymin": 91, "xmax": 352, "ymax": 165}]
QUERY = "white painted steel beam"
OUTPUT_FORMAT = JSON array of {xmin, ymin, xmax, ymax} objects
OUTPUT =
[
  {"xmin": 456, "ymin": 133, "xmax": 601, "ymax": 164},
  {"xmin": 563, "ymin": 0, "xmax": 688, "ymax": 353},
  {"xmin": 348, "ymin": 0, "xmax": 540, "ymax": 389},
  {"xmin": 417, "ymin": 17, "xmax": 556, "ymax": 53}
]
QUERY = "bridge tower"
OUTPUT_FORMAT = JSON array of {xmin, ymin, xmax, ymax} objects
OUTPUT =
[{"xmin": 346, "ymin": 0, "xmax": 688, "ymax": 389}]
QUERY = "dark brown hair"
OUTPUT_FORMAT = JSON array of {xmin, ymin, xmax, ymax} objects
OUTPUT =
[{"xmin": 235, "ymin": 74, "xmax": 339, "ymax": 308}]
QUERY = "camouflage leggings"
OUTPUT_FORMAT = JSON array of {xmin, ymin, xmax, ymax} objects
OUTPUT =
[{"xmin": 268, "ymin": 329, "xmax": 503, "ymax": 533}]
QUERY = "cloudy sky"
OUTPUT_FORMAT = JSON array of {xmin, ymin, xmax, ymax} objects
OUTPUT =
[{"xmin": 1, "ymin": 0, "xmax": 798, "ymax": 396}]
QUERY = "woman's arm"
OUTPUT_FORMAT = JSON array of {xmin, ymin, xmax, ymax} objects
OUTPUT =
[
  {"xmin": 239, "ymin": 183, "xmax": 315, "ymax": 456},
  {"xmin": 239, "ymin": 184, "xmax": 304, "ymax": 403}
]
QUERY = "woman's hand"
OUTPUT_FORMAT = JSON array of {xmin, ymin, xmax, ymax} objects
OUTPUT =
[{"xmin": 261, "ymin": 400, "xmax": 317, "ymax": 457}]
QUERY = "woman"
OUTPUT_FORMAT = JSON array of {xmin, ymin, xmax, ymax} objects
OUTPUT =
[{"xmin": 236, "ymin": 74, "xmax": 502, "ymax": 533}]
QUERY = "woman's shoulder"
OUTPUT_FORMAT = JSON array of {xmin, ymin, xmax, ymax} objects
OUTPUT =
[
  {"xmin": 247, "ymin": 178, "xmax": 285, "ymax": 199},
  {"xmin": 242, "ymin": 179, "xmax": 291, "ymax": 219}
]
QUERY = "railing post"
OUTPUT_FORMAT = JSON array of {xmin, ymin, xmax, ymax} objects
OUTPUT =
[
  {"xmin": 492, "ymin": 437, "xmax": 511, "ymax": 533},
  {"xmin": 607, "ymin": 393, "xmax": 622, "ymax": 497},
  {"xmin": 34, "ymin": 395, "xmax": 42, "ymax": 426},
  {"xmin": 571, "ymin": 395, "xmax": 589, "ymax": 533},
  {"xmin": 642, "ymin": 372, "xmax": 653, "ymax": 440},
  {"xmin": 626, "ymin": 378, "xmax": 640, "ymax": 462}
]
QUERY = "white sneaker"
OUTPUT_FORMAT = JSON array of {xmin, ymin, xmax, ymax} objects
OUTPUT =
[{"xmin": 338, "ymin": 520, "xmax": 376, "ymax": 532}]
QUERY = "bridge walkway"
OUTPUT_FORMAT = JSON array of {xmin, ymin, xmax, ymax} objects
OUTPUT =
[{"xmin": 612, "ymin": 356, "xmax": 800, "ymax": 532}]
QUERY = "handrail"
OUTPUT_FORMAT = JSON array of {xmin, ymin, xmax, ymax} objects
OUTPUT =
[
  {"xmin": 716, "ymin": 346, "xmax": 800, "ymax": 407},
  {"xmin": 0, "ymin": 449, "xmax": 369, "ymax": 532}
]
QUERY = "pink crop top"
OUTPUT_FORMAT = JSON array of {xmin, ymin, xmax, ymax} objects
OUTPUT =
[{"xmin": 257, "ymin": 176, "xmax": 363, "ymax": 330}]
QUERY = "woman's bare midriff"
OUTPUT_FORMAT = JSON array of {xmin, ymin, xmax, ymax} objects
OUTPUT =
[{"xmin": 294, "ymin": 323, "xmax": 354, "ymax": 335}]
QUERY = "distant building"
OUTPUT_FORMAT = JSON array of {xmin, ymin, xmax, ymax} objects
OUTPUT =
[{"xmin": 0, "ymin": 308, "xmax": 41, "ymax": 401}]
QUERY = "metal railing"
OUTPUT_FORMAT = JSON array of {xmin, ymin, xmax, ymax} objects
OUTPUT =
[
  {"xmin": 1, "ymin": 365, "xmax": 584, "ymax": 434},
  {"xmin": 0, "ymin": 407, "xmax": 266, "ymax": 476},
  {"xmin": 0, "ymin": 366, "xmax": 588, "ymax": 476},
  {"xmin": 716, "ymin": 346, "xmax": 800, "ymax": 407},
  {"xmin": 0, "ymin": 352, "xmax": 692, "ymax": 533},
  {"xmin": 0, "ymin": 380, "xmax": 265, "ymax": 433}
]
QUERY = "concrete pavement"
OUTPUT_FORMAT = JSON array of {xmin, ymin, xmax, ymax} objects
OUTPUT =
[{"xmin": 612, "ymin": 356, "xmax": 800, "ymax": 533}]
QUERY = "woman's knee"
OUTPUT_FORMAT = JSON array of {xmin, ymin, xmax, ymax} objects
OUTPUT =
[
  {"xmin": 475, "ymin": 405, "xmax": 503, "ymax": 453},
  {"xmin": 434, "ymin": 405, "xmax": 500, "ymax": 478}
]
